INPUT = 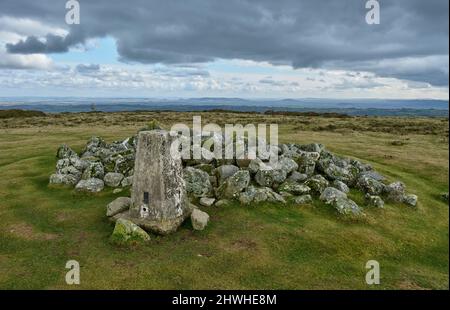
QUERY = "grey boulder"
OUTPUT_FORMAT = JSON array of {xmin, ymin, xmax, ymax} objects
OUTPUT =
[
  {"xmin": 106, "ymin": 197, "xmax": 132, "ymax": 217},
  {"xmin": 191, "ymin": 208, "xmax": 210, "ymax": 230},
  {"xmin": 104, "ymin": 172, "xmax": 125, "ymax": 187},
  {"xmin": 75, "ymin": 178, "xmax": 104, "ymax": 193},
  {"xmin": 320, "ymin": 187, "xmax": 347, "ymax": 204}
]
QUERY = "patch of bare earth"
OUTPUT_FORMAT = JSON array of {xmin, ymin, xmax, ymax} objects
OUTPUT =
[
  {"xmin": 397, "ymin": 279, "xmax": 430, "ymax": 290},
  {"xmin": 8, "ymin": 222, "xmax": 58, "ymax": 241},
  {"xmin": 231, "ymin": 238, "xmax": 258, "ymax": 251}
]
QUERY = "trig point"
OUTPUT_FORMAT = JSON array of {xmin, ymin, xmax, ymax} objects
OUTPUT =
[{"xmin": 130, "ymin": 130, "xmax": 191, "ymax": 235}]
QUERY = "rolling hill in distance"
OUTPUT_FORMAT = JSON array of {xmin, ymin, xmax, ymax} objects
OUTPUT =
[{"xmin": 0, "ymin": 97, "xmax": 448, "ymax": 116}]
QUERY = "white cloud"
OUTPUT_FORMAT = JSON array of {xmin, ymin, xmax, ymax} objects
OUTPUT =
[
  {"xmin": 0, "ymin": 60, "xmax": 447, "ymax": 99},
  {"xmin": 0, "ymin": 49, "xmax": 54, "ymax": 70},
  {"xmin": 0, "ymin": 16, "xmax": 68, "ymax": 38}
]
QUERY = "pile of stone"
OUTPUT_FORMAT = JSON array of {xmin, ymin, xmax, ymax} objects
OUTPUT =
[
  {"xmin": 50, "ymin": 130, "xmax": 419, "ymax": 242},
  {"xmin": 49, "ymin": 136, "xmax": 136, "ymax": 192},
  {"xmin": 180, "ymin": 141, "xmax": 418, "ymax": 218}
]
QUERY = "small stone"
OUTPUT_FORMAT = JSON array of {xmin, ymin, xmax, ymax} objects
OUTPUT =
[
  {"xmin": 215, "ymin": 199, "xmax": 231, "ymax": 207},
  {"xmin": 288, "ymin": 171, "xmax": 308, "ymax": 183},
  {"xmin": 82, "ymin": 161, "xmax": 105, "ymax": 180},
  {"xmin": 332, "ymin": 180, "xmax": 350, "ymax": 193},
  {"xmin": 216, "ymin": 170, "xmax": 250, "ymax": 199},
  {"xmin": 332, "ymin": 197, "xmax": 364, "ymax": 217},
  {"xmin": 441, "ymin": 192, "xmax": 449, "ymax": 202},
  {"xmin": 305, "ymin": 175, "xmax": 329, "ymax": 194},
  {"xmin": 385, "ymin": 181, "xmax": 406, "ymax": 202},
  {"xmin": 49, "ymin": 173, "xmax": 79, "ymax": 186},
  {"xmin": 215, "ymin": 165, "xmax": 239, "ymax": 184},
  {"xmin": 106, "ymin": 197, "xmax": 132, "ymax": 217},
  {"xmin": 104, "ymin": 172, "xmax": 125, "ymax": 187},
  {"xmin": 56, "ymin": 144, "xmax": 77, "ymax": 159},
  {"xmin": 200, "ymin": 197, "xmax": 216, "ymax": 207},
  {"xmin": 320, "ymin": 187, "xmax": 347, "ymax": 204},
  {"xmin": 113, "ymin": 188, "xmax": 123, "ymax": 194},
  {"xmin": 294, "ymin": 194, "xmax": 312, "ymax": 205},
  {"xmin": 184, "ymin": 167, "xmax": 213, "ymax": 198},
  {"xmin": 75, "ymin": 178, "xmax": 104, "ymax": 193},
  {"xmin": 110, "ymin": 218, "xmax": 150, "ymax": 244},
  {"xmin": 255, "ymin": 168, "xmax": 287, "ymax": 187},
  {"xmin": 121, "ymin": 176, "xmax": 133, "ymax": 187},
  {"xmin": 277, "ymin": 181, "xmax": 311, "ymax": 195},
  {"xmin": 191, "ymin": 208, "xmax": 210, "ymax": 230},
  {"xmin": 357, "ymin": 174, "xmax": 385, "ymax": 195},
  {"xmin": 403, "ymin": 194, "xmax": 418, "ymax": 207},
  {"xmin": 365, "ymin": 194, "xmax": 384, "ymax": 208}
]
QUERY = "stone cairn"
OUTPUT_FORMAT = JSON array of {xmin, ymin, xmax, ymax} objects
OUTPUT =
[{"xmin": 50, "ymin": 129, "xmax": 419, "ymax": 243}]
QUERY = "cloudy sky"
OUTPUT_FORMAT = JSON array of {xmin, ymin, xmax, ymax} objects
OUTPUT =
[{"xmin": 0, "ymin": 0, "xmax": 448, "ymax": 99}]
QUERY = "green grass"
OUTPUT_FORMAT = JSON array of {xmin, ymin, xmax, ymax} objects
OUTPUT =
[{"xmin": 0, "ymin": 112, "xmax": 448, "ymax": 289}]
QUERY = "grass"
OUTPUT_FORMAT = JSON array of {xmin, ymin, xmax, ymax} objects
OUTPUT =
[{"xmin": 0, "ymin": 112, "xmax": 448, "ymax": 289}]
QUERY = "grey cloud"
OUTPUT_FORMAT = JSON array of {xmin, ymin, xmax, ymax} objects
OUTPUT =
[
  {"xmin": 76, "ymin": 64, "xmax": 100, "ymax": 73},
  {"xmin": 1, "ymin": 0, "xmax": 448, "ymax": 85}
]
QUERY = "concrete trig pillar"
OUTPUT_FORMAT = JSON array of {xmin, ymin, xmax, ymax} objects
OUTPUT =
[{"xmin": 130, "ymin": 130, "xmax": 191, "ymax": 235}]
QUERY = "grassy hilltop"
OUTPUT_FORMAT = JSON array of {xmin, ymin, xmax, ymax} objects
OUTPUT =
[{"xmin": 0, "ymin": 111, "xmax": 448, "ymax": 289}]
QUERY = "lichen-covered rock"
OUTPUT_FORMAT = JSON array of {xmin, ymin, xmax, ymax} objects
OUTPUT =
[
  {"xmin": 199, "ymin": 197, "xmax": 216, "ymax": 207},
  {"xmin": 332, "ymin": 180, "xmax": 350, "ymax": 193},
  {"xmin": 305, "ymin": 175, "xmax": 329, "ymax": 194},
  {"xmin": 82, "ymin": 161, "xmax": 105, "ymax": 180},
  {"xmin": 357, "ymin": 174, "xmax": 385, "ymax": 195},
  {"xmin": 69, "ymin": 156, "xmax": 88, "ymax": 172},
  {"xmin": 121, "ymin": 176, "xmax": 133, "ymax": 187},
  {"xmin": 277, "ymin": 181, "xmax": 310, "ymax": 195},
  {"xmin": 110, "ymin": 218, "xmax": 150, "ymax": 244},
  {"xmin": 104, "ymin": 172, "xmax": 124, "ymax": 187},
  {"xmin": 320, "ymin": 187, "xmax": 347, "ymax": 204},
  {"xmin": 183, "ymin": 167, "xmax": 213, "ymax": 198},
  {"xmin": 274, "ymin": 157, "xmax": 298, "ymax": 175},
  {"xmin": 217, "ymin": 170, "xmax": 250, "ymax": 199},
  {"xmin": 294, "ymin": 194, "xmax": 312, "ymax": 205},
  {"xmin": 288, "ymin": 171, "xmax": 308, "ymax": 183},
  {"xmin": 114, "ymin": 153, "xmax": 135, "ymax": 176},
  {"xmin": 57, "ymin": 144, "xmax": 77, "ymax": 159},
  {"xmin": 403, "ymin": 194, "xmax": 418, "ymax": 207},
  {"xmin": 248, "ymin": 158, "xmax": 268, "ymax": 174},
  {"xmin": 239, "ymin": 185, "xmax": 286, "ymax": 204},
  {"xmin": 292, "ymin": 151, "xmax": 320, "ymax": 176},
  {"xmin": 442, "ymin": 192, "xmax": 449, "ymax": 202},
  {"xmin": 385, "ymin": 181, "xmax": 406, "ymax": 202},
  {"xmin": 358, "ymin": 170, "xmax": 384, "ymax": 182},
  {"xmin": 215, "ymin": 165, "xmax": 239, "ymax": 185},
  {"xmin": 332, "ymin": 197, "xmax": 363, "ymax": 217},
  {"xmin": 191, "ymin": 208, "xmax": 210, "ymax": 230},
  {"xmin": 82, "ymin": 136, "xmax": 107, "ymax": 155},
  {"xmin": 49, "ymin": 173, "xmax": 79, "ymax": 186},
  {"xmin": 365, "ymin": 194, "xmax": 384, "ymax": 208},
  {"xmin": 255, "ymin": 168, "xmax": 287, "ymax": 187},
  {"xmin": 323, "ymin": 163, "xmax": 354, "ymax": 183},
  {"xmin": 75, "ymin": 178, "xmax": 104, "ymax": 192},
  {"xmin": 106, "ymin": 197, "xmax": 132, "ymax": 217}
]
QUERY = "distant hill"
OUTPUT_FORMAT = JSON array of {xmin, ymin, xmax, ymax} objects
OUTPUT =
[
  {"xmin": 0, "ymin": 109, "xmax": 46, "ymax": 119},
  {"xmin": 0, "ymin": 97, "xmax": 448, "ymax": 117}
]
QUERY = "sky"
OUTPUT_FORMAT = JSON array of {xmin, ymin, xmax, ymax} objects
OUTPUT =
[{"xmin": 0, "ymin": 0, "xmax": 448, "ymax": 99}]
